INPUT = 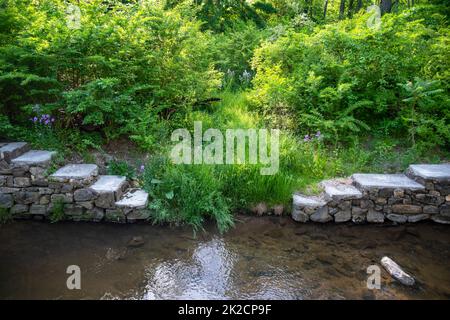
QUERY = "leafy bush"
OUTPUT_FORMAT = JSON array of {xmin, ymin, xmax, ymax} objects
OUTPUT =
[
  {"xmin": 250, "ymin": 5, "xmax": 450, "ymax": 149},
  {"xmin": 212, "ymin": 23, "xmax": 267, "ymax": 89},
  {"xmin": 107, "ymin": 160, "xmax": 136, "ymax": 180},
  {"xmin": 0, "ymin": 0, "xmax": 220, "ymax": 148}
]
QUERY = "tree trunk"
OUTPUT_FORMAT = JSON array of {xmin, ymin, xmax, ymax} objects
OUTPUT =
[
  {"xmin": 323, "ymin": 0, "xmax": 329, "ymax": 19},
  {"xmin": 348, "ymin": 0, "xmax": 354, "ymax": 18},
  {"xmin": 339, "ymin": 0, "xmax": 346, "ymax": 20},
  {"xmin": 356, "ymin": 0, "xmax": 363, "ymax": 12},
  {"xmin": 380, "ymin": 0, "xmax": 392, "ymax": 15}
]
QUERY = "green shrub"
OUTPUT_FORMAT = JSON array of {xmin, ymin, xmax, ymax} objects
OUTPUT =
[
  {"xmin": 48, "ymin": 199, "xmax": 65, "ymax": 223},
  {"xmin": 212, "ymin": 23, "xmax": 267, "ymax": 89},
  {"xmin": 0, "ymin": 0, "xmax": 220, "ymax": 149},
  {"xmin": 107, "ymin": 160, "xmax": 136, "ymax": 180},
  {"xmin": 143, "ymin": 156, "xmax": 233, "ymax": 233},
  {"xmin": 249, "ymin": 5, "xmax": 450, "ymax": 149}
]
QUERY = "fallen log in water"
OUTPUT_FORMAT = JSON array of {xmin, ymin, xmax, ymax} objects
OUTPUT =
[{"xmin": 381, "ymin": 256, "xmax": 415, "ymax": 286}]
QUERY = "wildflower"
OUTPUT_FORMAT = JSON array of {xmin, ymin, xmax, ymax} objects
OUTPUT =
[
  {"xmin": 315, "ymin": 131, "xmax": 321, "ymax": 138},
  {"xmin": 239, "ymin": 70, "xmax": 252, "ymax": 83},
  {"xmin": 304, "ymin": 134, "xmax": 311, "ymax": 142},
  {"xmin": 139, "ymin": 165, "xmax": 145, "ymax": 172}
]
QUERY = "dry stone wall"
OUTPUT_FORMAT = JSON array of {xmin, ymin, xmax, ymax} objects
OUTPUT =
[
  {"xmin": 293, "ymin": 165, "xmax": 450, "ymax": 225},
  {"xmin": 0, "ymin": 142, "xmax": 150, "ymax": 223}
]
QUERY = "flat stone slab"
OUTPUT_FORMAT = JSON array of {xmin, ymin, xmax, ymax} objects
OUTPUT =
[
  {"xmin": 431, "ymin": 215, "xmax": 450, "ymax": 224},
  {"xmin": 91, "ymin": 175, "xmax": 127, "ymax": 193},
  {"xmin": 0, "ymin": 142, "xmax": 29, "ymax": 161},
  {"xmin": 115, "ymin": 189, "xmax": 148, "ymax": 209},
  {"xmin": 408, "ymin": 164, "xmax": 450, "ymax": 181},
  {"xmin": 0, "ymin": 142, "xmax": 27, "ymax": 154},
  {"xmin": 50, "ymin": 164, "xmax": 98, "ymax": 180},
  {"xmin": 293, "ymin": 194, "xmax": 327, "ymax": 208},
  {"xmin": 11, "ymin": 150, "xmax": 56, "ymax": 166},
  {"xmin": 352, "ymin": 174, "xmax": 425, "ymax": 190},
  {"xmin": 320, "ymin": 178, "xmax": 362, "ymax": 201}
]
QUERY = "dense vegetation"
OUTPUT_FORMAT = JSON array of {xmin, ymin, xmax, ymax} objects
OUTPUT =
[{"xmin": 1, "ymin": 0, "xmax": 449, "ymax": 231}]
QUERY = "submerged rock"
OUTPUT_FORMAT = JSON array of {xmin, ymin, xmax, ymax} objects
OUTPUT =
[
  {"xmin": 106, "ymin": 247, "xmax": 128, "ymax": 261},
  {"xmin": 381, "ymin": 256, "xmax": 415, "ymax": 286},
  {"xmin": 127, "ymin": 236, "xmax": 145, "ymax": 248}
]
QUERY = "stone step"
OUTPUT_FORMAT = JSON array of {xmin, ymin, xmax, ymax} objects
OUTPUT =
[
  {"xmin": 90, "ymin": 175, "xmax": 127, "ymax": 208},
  {"xmin": 352, "ymin": 173, "xmax": 425, "ymax": 191},
  {"xmin": 293, "ymin": 194, "xmax": 327, "ymax": 208},
  {"xmin": 11, "ymin": 150, "xmax": 57, "ymax": 167},
  {"xmin": 91, "ymin": 175, "xmax": 127, "ymax": 193},
  {"xmin": 431, "ymin": 215, "xmax": 450, "ymax": 225},
  {"xmin": 407, "ymin": 164, "xmax": 450, "ymax": 182},
  {"xmin": 115, "ymin": 188, "xmax": 149, "ymax": 209},
  {"xmin": 50, "ymin": 164, "xmax": 98, "ymax": 181},
  {"xmin": 320, "ymin": 178, "xmax": 362, "ymax": 201},
  {"xmin": 0, "ymin": 142, "xmax": 29, "ymax": 162},
  {"xmin": 292, "ymin": 194, "xmax": 331, "ymax": 223}
]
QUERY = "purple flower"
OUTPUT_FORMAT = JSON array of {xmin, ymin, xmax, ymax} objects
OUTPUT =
[
  {"xmin": 33, "ymin": 117, "xmax": 38, "ymax": 123},
  {"xmin": 304, "ymin": 134, "xmax": 311, "ymax": 142},
  {"xmin": 315, "ymin": 131, "xmax": 321, "ymax": 138},
  {"xmin": 139, "ymin": 165, "xmax": 145, "ymax": 172}
]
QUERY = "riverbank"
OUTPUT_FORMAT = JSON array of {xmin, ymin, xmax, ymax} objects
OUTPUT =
[
  {"xmin": 1, "ymin": 216, "xmax": 449, "ymax": 299},
  {"xmin": 2, "ymin": 141, "xmax": 450, "ymax": 228}
]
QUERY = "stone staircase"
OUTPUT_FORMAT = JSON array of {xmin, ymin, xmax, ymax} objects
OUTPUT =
[
  {"xmin": 292, "ymin": 164, "xmax": 450, "ymax": 224},
  {"xmin": 0, "ymin": 141, "xmax": 149, "ymax": 223}
]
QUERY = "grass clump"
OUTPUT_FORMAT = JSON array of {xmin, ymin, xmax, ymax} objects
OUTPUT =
[
  {"xmin": 48, "ymin": 199, "xmax": 65, "ymax": 223},
  {"xmin": 0, "ymin": 208, "xmax": 13, "ymax": 224}
]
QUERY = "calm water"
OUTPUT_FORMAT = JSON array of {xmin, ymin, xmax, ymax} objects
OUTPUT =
[{"xmin": 1, "ymin": 216, "xmax": 449, "ymax": 300}]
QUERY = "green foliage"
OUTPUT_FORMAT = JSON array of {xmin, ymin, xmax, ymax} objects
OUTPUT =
[
  {"xmin": 143, "ymin": 156, "xmax": 233, "ymax": 233},
  {"xmin": 212, "ymin": 23, "xmax": 267, "ymax": 89},
  {"xmin": 250, "ymin": 5, "xmax": 450, "ymax": 148},
  {"xmin": 0, "ymin": 1, "xmax": 449, "ymax": 233},
  {"xmin": 191, "ymin": 0, "xmax": 268, "ymax": 32},
  {"xmin": 0, "ymin": 208, "xmax": 13, "ymax": 224},
  {"xmin": 107, "ymin": 160, "xmax": 136, "ymax": 180},
  {"xmin": 0, "ymin": 0, "xmax": 220, "ymax": 149},
  {"xmin": 49, "ymin": 199, "xmax": 65, "ymax": 223},
  {"xmin": 398, "ymin": 77, "xmax": 449, "ymax": 150}
]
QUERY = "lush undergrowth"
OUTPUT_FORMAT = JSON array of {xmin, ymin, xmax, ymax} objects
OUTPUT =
[
  {"xmin": 141, "ymin": 90, "xmax": 448, "ymax": 232},
  {"xmin": 1, "ymin": 0, "xmax": 449, "ymax": 232}
]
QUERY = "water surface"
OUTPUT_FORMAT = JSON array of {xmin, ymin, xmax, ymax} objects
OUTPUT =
[{"xmin": 1, "ymin": 216, "xmax": 449, "ymax": 299}]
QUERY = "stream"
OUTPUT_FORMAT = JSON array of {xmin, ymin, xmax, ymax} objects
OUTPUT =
[{"xmin": 1, "ymin": 216, "xmax": 449, "ymax": 299}]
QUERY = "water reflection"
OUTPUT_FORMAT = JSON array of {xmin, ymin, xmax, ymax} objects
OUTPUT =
[
  {"xmin": 142, "ymin": 237, "xmax": 236, "ymax": 299},
  {"xmin": 141, "ymin": 236, "xmax": 311, "ymax": 300},
  {"xmin": 1, "ymin": 219, "xmax": 450, "ymax": 299}
]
